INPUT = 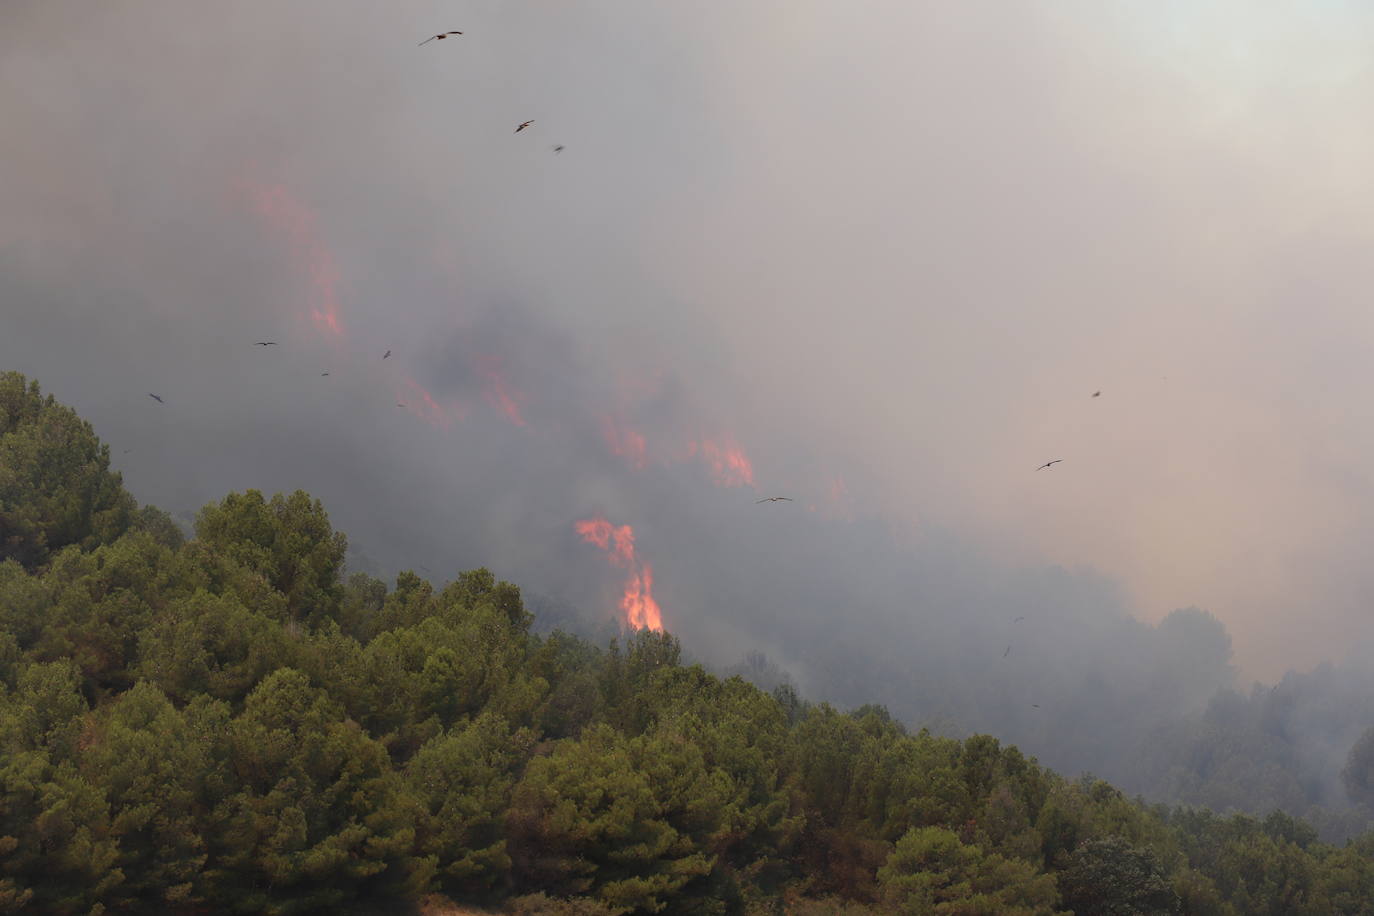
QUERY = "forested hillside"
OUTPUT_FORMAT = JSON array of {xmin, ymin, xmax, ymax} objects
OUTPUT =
[{"xmin": 6, "ymin": 369, "xmax": 1374, "ymax": 915}]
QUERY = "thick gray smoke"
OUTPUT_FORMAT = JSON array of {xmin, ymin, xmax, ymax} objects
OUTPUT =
[{"xmin": 7, "ymin": 0, "xmax": 1374, "ymax": 835}]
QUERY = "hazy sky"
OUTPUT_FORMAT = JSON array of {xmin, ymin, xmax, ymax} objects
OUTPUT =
[{"xmin": 5, "ymin": 0, "xmax": 1374, "ymax": 684}]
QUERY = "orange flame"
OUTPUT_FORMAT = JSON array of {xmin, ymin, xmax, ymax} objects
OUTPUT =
[
  {"xmin": 396, "ymin": 375, "xmax": 467, "ymax": 429},
  {"xmin": 600, "ymin": 420, "xmax": 757, "ymax": 488},
  {"xmin": 575, "ymin": 515, "xmax": 664, "ymax": 632},
  {"xmin": 690, "ymin": 437, "xmax": 756, "ymax": 488},
  {"xmin": 238, "ymin": 179, "xmax": 344, "ymax": 337},
  {"xmin": 474, "ymin": 353, "xmax": 528, "ymax": 427}
]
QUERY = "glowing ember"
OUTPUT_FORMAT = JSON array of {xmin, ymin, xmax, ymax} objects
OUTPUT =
[
  {"xmin": 238, "ymin": 179, "xmax": 345, "ymax": 337},
  {"xmin": 474, "ymin": 353, "xmax": 528, "ymax": 427},
  {"xmin": 575, "ymin": 515, "xmax": 664, "ymax": 632}
]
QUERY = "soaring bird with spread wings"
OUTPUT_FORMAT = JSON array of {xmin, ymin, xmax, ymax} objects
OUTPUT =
[
  {"xmin": 515, "ymin": 120, "xmax": 535, "ymax": 133},
  {"xmin": 148, "ymin": 393, "xmax": 164, "ymax": 404},
  {"xmin": 419, "ymin": 31, "xmax": 462, "ymax": 46},
  {"xmin": 756, "ymin": 497, "xmax": 793, "ymax": 503},
  {"xmin": 254, "ymin": 341, "xmax": 278, "ymax": 346},
  {"xmin": 1036, "ymin": 460, "xmax": 1063, "ymax": 471}
]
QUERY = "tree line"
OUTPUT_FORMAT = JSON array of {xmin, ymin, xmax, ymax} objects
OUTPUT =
[{"xmin": 5, "ymin": 370, "xmax": 1374, "ymax": 914}]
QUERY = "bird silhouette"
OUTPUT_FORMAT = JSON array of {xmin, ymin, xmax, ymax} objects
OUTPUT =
[
  {"xmin": 382, "ymin": 350, "xmax": 391, "ymax": 359},
  {"xmin": 254, "ymin": 341, "xmax": 278, "ymax": 346},
  {"xmin": 553, "ymin": 145, "xmax": 565, "ymax": 153},
  {"xmin": 1036, "ymin": 460, "xmax": 1063, "ymax": 471},
  {"xmin": 1003, "ymin": 645, "xmax": 1011, "ymax": 658},
  {"xmin": 1031, "ymin": 704, "xmax": 1040, "ymax": 708},
  {"xmin": 756, "ymin": 497, "xmax": 793, "ymax": 503},
  {"xmin": 321, "ymin": 372, "xmax": 329, "ymax": 376},
  {"xmin": 148, "ymin": 393, "xmax": 164, "ymax": 404},
  {"xmin": 1091, "ymin": 390, "xmax": 1101, "ymax": 398},
  {"xmin": 515, "ymin": 120, "xmax": 534, "ymax": 133},
  {"xmin": 419, "ymin": 31, "xmax": 462, "ymax": 46},
  {"xmin": 1014, "ymin": 616, "xmax": 1025, "ymax": 623}
]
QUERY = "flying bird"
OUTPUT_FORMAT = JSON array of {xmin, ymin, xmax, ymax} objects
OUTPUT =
[
  {"xmin": 254, "ymin": 341, "xmax": 278, "ymax": 346},
  {"xmin": 382, "ymin": 350, "xmax": 391, "ymax": 359},
  {"xmin": 552, "ymin": 145, "xmax": 564, "ymax": 153},
  {"xmin": 515, "ymin": 120, "xmax": 534, "ymax": 133},
  {"xmin": 756, "ymin": 496, "xmax": 793, "ymax": 503},
  {"xmin": 1014, "ymin": 616, "xmax": 1025, "ymax": 623},
  {"xmin": 148, "ymin": 393, "xmax": 164, "ymax": 404},
  {"xmin": 1091, "ymin": 390, "xmax": 1101, "ymax": 398},
  {"xmin": 419, "ymin": 31, "xmax": 462, "ymax": 45},
  {"xmin": 1036, "ymin": 460, "xmax": 1063, "ymax": 471},
  {"xmin": 1031, "ymin": 704, "xmax": 1040, "ymax": 708},
  {"xmin": 1003, "ymin": 645, "xmax": 1011, "ymax": 658},
  {"xmin": 321, "ymin": 372, "xmax": 329, "ymax": 376}
]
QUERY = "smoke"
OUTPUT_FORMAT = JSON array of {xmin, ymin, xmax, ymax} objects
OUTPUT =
[
  {"xmin": 6, "ymin": 0, "xmax": 1374, "ymax": 827},
  {"xmin": 239, "ymin": 179, "xmax": 346, "ymax": 338}
]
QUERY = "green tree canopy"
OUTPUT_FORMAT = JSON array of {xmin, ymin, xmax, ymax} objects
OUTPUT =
[
  {"xmin": 1056, "ymin": 835, "xmax": 1179, "ymax": 916},
  {"xmin": 0, "ymin": 374, "xmax": 1373, "ymax": 915},
  {"xmin": 877, "ymin": 826, "xmax": 1062, "ymax": 915},
  {"xmin": 194, "ymin": 490, "xmax": 346, "ymax": 625},
  {"xmin": 0, "ymin": 372, "xmax": 133, "ymax": 570}
]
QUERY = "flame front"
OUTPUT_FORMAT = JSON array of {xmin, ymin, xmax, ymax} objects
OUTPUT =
[
  {"xmin": 691, "ymin": 437, "xmax": 756, "ymax": 488},
  {"xmin": 397, "ymin": 375, "xmax": 466, "ymax": 429},
  {"xmin": 238, "ymin": 178, "xmax": 344, "ymax": 338},
  {"xmin": 620, "ymin": 565, "xmax": 660, "ymax": 632},
  {"xmin": 598, "ymin": 413, "xmax": 758, "ymax": 489},
  {"xmin": 575, "ymin": 515, "xmax": 664, "ymax": 631},
  {"xmin": 474, "ymin": 353, "xmax": 528, "ymax": 427}
]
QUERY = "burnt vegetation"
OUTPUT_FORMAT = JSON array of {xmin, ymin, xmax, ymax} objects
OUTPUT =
[{"xmin": 6, "ymin": 369, "xmax": 1374, "ymax": 915}]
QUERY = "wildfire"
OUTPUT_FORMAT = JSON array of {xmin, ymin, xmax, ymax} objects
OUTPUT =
[
  {"xmin": 474, "ymin": 353, "xmax": 528, "ymax": 427},
  {"xmin": 575, "ymin": 515, "xmax": 665, "ymax": 632},
  {"xmin": 396, "ymin": 375, "xmax": 465, "ymax": 429},
  {"xmin": 597, "ymin": 412, "xmax": 758, "ymax": 489},
  {"xmin": 690, "ymin": 437, "xmax": 756, "ymax": 488},
  {"xmin": 238, "ymin": 178, "xmax": 344, "ymax": 337}
]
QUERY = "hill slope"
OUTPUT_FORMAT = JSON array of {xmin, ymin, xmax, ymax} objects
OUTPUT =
[{"xmin": 3, "ymin": 369, "xmax": 1374, "ymax": 915}]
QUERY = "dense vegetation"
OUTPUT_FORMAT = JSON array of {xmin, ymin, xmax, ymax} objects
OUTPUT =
[{"xmin": 6, "ymin": 369, "xmax": 1374, "ymax": 914}]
